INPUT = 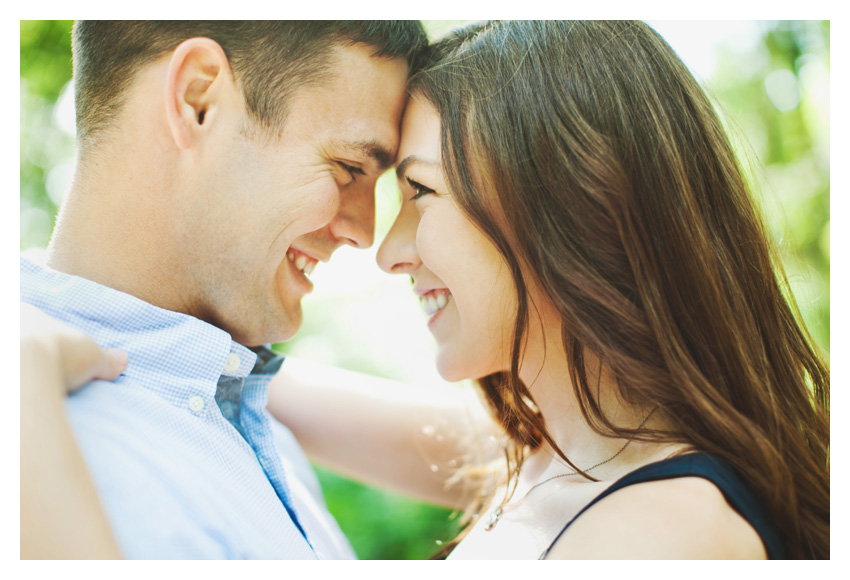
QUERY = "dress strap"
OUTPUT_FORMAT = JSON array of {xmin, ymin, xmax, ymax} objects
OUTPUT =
[{"xmin": 539, "ymin": 453, "xmax": 784, "ymax": 559}]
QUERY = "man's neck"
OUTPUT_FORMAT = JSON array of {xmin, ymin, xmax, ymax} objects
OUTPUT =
[{"xmin": 47, "ymin": 178, "xmax": 193, "ymax": 318}]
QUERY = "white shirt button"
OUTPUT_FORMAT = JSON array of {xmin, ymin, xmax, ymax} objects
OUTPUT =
[
  {"xmin": 188, "ymin": 396, "xmax": 205, "ymax": 413},
  {"xmin": 224, "ymin": 353, "xmax": 241, "ymax": 372}
]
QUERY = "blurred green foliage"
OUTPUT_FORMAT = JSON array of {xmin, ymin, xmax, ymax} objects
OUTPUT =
[
  {"xmin": 315, "ymin": 465, "xmax": 459, "ymax": 559},
  {"xmin": 20, "ymin": 20, "xmax": 829, "ymax": 559},
  {"xmin": 708, "ymin": 20, "xmax": 830, "ymax": 353},
  {"xmin": 20, "ymin": 20, "xmax": 75, "ymax": 251}
]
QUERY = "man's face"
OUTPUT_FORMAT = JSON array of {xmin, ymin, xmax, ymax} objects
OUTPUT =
[{"xmin": 185, "ymin": 44, "xmax": 408, "ymax": 346}]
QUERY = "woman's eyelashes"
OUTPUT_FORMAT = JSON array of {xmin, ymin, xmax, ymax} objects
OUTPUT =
[{"xmin": 406, "ymin": 177, "xmax": 435, "ymax": 201}]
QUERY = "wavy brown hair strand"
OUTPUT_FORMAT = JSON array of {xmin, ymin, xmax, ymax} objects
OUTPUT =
[{"xmin": 415, "ymin": 21, "xmax": 828, "ymax": 558}]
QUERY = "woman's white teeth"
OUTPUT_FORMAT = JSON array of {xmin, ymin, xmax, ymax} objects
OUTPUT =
[
  {"xmin": 422, "ymin": 292, "xmax": 451, "ymax": 316},
  {"xmin": 436, "ymin": 293, "xmax": 448, "ymax": 310}
]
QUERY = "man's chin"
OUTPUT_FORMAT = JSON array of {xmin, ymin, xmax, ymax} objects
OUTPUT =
[{"xmin": 228, "ymin": 309, "xmax": 302, "ymax": 347}]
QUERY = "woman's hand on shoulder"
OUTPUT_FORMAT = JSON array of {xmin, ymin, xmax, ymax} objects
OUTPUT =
[
  {"xmin": 20, "ymin": 302, "xmax": 126, "ymax": 559},
  {"xmin": 21, "ymin": 302, "xmax": 127, "ymax": 399},
  {"xmin": 545, "ymin": 476, "xmax": 767, "ymax": 560}
]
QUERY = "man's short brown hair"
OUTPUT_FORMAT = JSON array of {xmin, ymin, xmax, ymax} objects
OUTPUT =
[{"xmin": 72, "ymin": 20, "xmax": 427, "ymax": 143}]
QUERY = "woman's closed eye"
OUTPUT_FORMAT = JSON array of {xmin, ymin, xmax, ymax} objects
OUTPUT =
[{"xmin": 406, "ymin": 177, "xmax": 435, "ymax": 201}]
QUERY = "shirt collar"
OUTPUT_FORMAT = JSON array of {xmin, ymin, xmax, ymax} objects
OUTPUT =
[{"xmin": 21, "ymin": 256, "xmax": 260, "ymax": 403}]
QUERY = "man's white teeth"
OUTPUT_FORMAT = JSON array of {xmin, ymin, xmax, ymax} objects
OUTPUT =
[
  {"xmin": 287, "ymin": 251, "xmax": 317, "ymax": 277},
  {"xmin": 422, "ymin": 292, "xmax": 451, "ymax": 317}
]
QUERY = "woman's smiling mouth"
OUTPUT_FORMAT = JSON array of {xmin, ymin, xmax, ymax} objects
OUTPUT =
[{"xmin": 421, "ymin": 289, "xmax": 452, "ymax": 317}]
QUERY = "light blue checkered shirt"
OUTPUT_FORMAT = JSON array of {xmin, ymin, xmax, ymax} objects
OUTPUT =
[{"xmin": 21, "ymin": 256, "xmax": 355, "ymax": 559}]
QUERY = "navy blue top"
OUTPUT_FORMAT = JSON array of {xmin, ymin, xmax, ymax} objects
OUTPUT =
[{"xmin": 540, "ymin": 453, "xmax": 784, "ymax": 559}]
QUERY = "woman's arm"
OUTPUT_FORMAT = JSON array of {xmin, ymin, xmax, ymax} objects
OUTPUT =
[
  {"xmin": 267, "ymin": 357, "xmax": 502, "ymax": 509},
  {"xmin": 20, "ymin": 303, "xmax": 126, "ymax": 559}
]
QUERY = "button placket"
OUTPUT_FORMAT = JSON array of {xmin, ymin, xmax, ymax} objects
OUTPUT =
[
  {"xmin": 224, "ymin": 353, "xmax": 241, "ymax": 373},
  {"xmin": 188, "ymin": 395, "xmax": 205, "ymax": 413}
]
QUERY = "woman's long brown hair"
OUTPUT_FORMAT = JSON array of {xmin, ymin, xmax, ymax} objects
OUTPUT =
[{"xmin": 413, "ymin": 21, "xmax": 829, "ymax": 559}]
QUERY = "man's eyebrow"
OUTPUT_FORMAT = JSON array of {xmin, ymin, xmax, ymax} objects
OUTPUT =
[
  {"xmin": 396, "ymin": 155, "xmax": 440, "ymax": 180},
  {"xmin": 338, "ymin": 140, "xmax": 395, "ymax": 172}
]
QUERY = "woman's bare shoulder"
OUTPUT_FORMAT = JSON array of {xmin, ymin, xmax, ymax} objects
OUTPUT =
[{"xmin": 545, "ymin": 476, "xmax": 767, "ymax": 559}]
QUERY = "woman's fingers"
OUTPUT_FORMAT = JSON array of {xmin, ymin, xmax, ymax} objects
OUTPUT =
[
  {"xmin": 56, "ymin": 336, "xmax": 128, "ymax": 391},
  {"xmin": 21, "ymin": 303, "xmax": 127, "ymax": 394}
]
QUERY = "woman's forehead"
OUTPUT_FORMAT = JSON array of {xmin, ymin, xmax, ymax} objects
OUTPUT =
[{"xmin": 398, "ymin": 96, "xmax": 442, "ymax": 161}]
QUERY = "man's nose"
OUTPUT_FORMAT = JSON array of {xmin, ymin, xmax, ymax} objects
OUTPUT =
[
  {"xmin": 329, "ymin": 183, "xmax": 376, "ymax": 249},
  {"xmin": 377, "ymin": 203, "xmax": 420, "ymax": 274}
]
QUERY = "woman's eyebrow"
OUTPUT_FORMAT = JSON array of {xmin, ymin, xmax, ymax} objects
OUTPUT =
[{"xmin": 396, "ymin": 155, "xmax": 440, "ymax": 179}]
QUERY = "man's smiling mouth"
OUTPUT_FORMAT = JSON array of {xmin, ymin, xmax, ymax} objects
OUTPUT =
[{"xmin": 286, "ymin": 249, "xmax": 318, "ymax": 278}]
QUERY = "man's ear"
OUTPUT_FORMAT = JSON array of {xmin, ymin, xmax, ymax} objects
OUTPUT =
[{"xmin": 164, "ymin": 37, "xmax": 234, "ymax": 150}]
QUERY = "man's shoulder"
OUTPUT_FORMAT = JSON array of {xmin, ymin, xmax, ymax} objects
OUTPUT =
[
  {"xmin": 21, "ymin": 248, "xmax": 49, "ymax": 267},
  {"xmin": 20, "ymin": 249, "xmax": 110, "ymax": 319}
]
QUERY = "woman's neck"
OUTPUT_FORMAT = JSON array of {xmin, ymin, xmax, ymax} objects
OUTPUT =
[{"xmin": 516, "ymin": 307, "xmax": 674, "ymax": 480}]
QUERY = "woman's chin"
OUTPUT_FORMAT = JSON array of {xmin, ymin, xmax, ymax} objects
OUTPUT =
[
  {"xmin": 434, "ymin": 350, "xmax": 482, "ymax": 384},
  {"xmin": 435, "ymin": 354, "xmax": 464, "ymax": 383}
]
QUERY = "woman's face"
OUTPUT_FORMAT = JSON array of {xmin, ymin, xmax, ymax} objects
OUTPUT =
[{"xmin": 376, "ymin": 96, "xmax": 517, "ymax": 382}]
